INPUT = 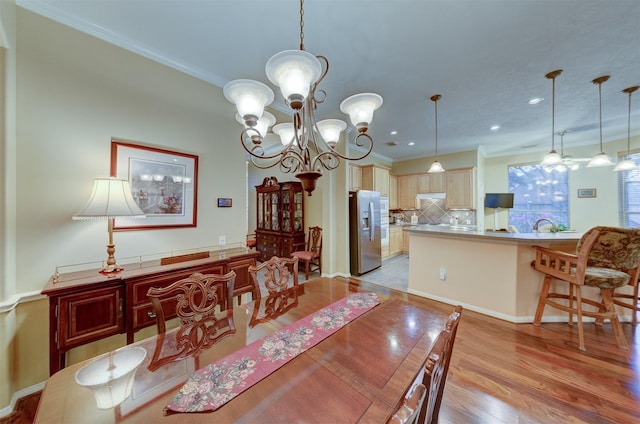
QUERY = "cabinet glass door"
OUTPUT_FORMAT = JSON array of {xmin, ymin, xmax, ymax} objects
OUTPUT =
[
  {"xmin": 257, "ymin": 192, "xmax": 264, "ymax": 229},
  {"xmin": 282, "ymin": 188, "xmax": 291, "ymax": 232},
  {"xmin": 271, "ymin": 192, "xmax": 279, "ymax": 231},
  {"xmin": 294, "ymin": 191, "xmax": 303, "ymax": 231}
]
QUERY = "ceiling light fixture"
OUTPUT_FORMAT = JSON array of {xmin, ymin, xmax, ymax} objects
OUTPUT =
[
  {"xmin": 223, "ymin": 0, "xmax": 382, "ymax": 195},
  {"xmin": 587, "ymin": 75, "xmax": 615, "ymax": 167},
  {"xmin": 528, "ymin": 97, "xmax": 544, "ymax": 105},
  {"xmin": 540, "ymin": 70, "xmax": 563, "ymax": 166},
  {"xmin": 427, "ymin": 94, "xmax": 445, "ymax": 173},
  {"xmin": 613, "ymin": 85, "xmax": 639, "ymax": 172}
]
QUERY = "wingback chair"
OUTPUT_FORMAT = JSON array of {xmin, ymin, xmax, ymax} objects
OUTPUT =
[
  {"xmin": 532, "ymin": 226, "xmax": 640, "ymax": 351},
  {"xmin": 291, "ymin": 226, "xmax": 322, "ymax": 280}
]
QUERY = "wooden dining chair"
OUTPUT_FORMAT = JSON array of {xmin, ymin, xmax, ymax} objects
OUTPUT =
[
  {"xmin": 418, "ymin": 305, "xmax": 463, "ymax": 424},
  {"xmin": 146, "ymin": 271, "xmax": 236, "ymax": 371},
  {"xmin": 611, "ymin": 266, "xmax": 640, "ymax": 325},
  {"xmin": 291, "ymin": 226, "xmax": 322, "ymax": 280},
  {"xmin": 532, "ymin": 226, "xmax": 640, "ymax": 351},
  {"xmin": 388, "ymin": 383, "xmax": 427, "ymax": 424},
  {"xmin": 248, "ymin": 256, "xmax": 299, "ymax": 298}
]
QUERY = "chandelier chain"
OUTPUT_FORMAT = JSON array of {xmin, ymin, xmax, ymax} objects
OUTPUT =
[{"xmin": 299, "ymin": 0, "xmax": 305, "ymax": 51}]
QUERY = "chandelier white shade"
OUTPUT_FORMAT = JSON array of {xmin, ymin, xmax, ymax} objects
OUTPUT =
[
  {"xmin": 224, "ymin": 0, "xmax": 382, "ymax": 195},
  {"xmin": 587, "ymin": 75, "xmax": 615, "ymax": 167},
  {"xmin": 265, "ymin": 50, "xmax": 322, "ymax": 107},
  {"xmin": 614, "ymin": 85, "xmax": 639, "ymax": 172},
  {"xmin": 223, "ymin": 79, "xmax": 274, "ymax": 126}
]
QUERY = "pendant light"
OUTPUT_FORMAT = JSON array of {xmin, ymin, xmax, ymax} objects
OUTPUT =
[
  {"xmin": 540, "ymin": 70, "xmax": 563, "ymax": 166},
  {"xmin": 613, "ymin": 85, "xmax": 639, "ymax": 172},
  {"xmin": 427, "ymin": 94, "xmax": 445, "ymax": 173},
  {"xmin": 587, "ymin": 75, "xmax": 615, "ymax": 167}
]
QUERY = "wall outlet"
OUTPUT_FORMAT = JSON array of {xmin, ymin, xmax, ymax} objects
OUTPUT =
[
  {"xmin": 439, "ymin": 267, "xmax": 446, "ymax": 281},
  {"xmin": 218, "ymin": 235, "xmax": 226, "ymax": 246}
]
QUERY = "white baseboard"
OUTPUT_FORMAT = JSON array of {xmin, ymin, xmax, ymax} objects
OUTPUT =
[{"xmin": 0, "ymin": 380, "xmax": 46, "ymax": 418}]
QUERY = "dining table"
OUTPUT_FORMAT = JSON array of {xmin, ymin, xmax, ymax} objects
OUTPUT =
[{"xmin": 35, "ymin": 276, "xmax": 452, "ymax": 423}]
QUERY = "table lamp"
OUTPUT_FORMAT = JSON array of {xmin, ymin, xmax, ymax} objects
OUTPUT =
[
  {"xmin": 75, "ymin": 346, "xmax": 147, "ymax": 409},
  {"xmin": 73, "ymin": 178, "xmax": 146, "ymax": 275}
]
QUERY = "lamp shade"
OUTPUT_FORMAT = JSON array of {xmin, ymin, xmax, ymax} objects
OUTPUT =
[
  {"xmin": 265, "ymin": 50, "xmax": 322, "ymax": 106},
  {"xmin": 236, "ymin": 111, "xmax": 276, "ymax": 138},
  {"xmin": 540, "ymin": 150, "xmax": 562, "ymax": 166},
  {"xmin": 73, "ymin": 178, "xmax": 145, "ymax": 220},
  {"xmin": 75, "ymin": 347, "xmax": 146, "ymax": 409},
  {"xmin": 587, "ymin": 152, "xmax": 615, "ymax": 167},
  {"xmin": 223, "ymin": 79, "xmax": 275, "ymax": 122},
  {"xmin": 427, "ymin": 160, "xmax": 445, "ymax": 173},
  {"xmin": 613, "ymin": 158, "xmax": 637, "ymax": 171},
  {"xmin": 340, "ymin": 93, "xmax": 383, "ymax": 130},
  {"xmin": 316, "ymin": 119, "xmax": 347, "ymax": 145}
]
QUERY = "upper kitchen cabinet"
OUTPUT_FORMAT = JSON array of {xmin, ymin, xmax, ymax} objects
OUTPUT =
[
  {"xmin": 349, "ymin": 165, "xmax": 362, "ymax": 191},
  {"xmin": 445, "ymin": 167, "xmax": 476, "ymax": 210},
  {"xmin": 397, "ymin": 174, "xmax": 418, "ymax": 209},
  {"xmin": 389, "ymin": 174, "xmax": 398, "ymax": 210},
  {"xmin": 360, "ymin": 165, "xmax": 390, "ymax": 197},
  {"xmin": 417, "ymin": 173, "xmax": 445, "ymax": 193}
]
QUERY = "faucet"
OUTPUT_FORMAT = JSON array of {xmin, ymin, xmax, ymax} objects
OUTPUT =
[{"xmin": 533, "ymin": 218, "xmax": 557, "ymax": 233}]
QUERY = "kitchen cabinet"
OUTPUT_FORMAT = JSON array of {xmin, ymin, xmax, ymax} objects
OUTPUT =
[
  {"xmin": 417, "ymin": 172, "xmax": 445, "ymax": 193},
  {"xmin": 255, "ymin": 176, "xmax": 305, "ymax": 261},
  {"xmin": 389, "ymin": 174, "xmax": 398, "ymax": 209},
  {"xmin": 446, "ymin": 167, "xmax": 476, "ymax": 210},
  {"xmin": 42, "ymin": 247, "xmax": 259, "ymax": 375},
  {"xmin": 397, "ymin": 174, "xmax": 418, "ymax": 209},
  {"xmin": 402, "ymin": 230, "xmax": 410, "ymax": 253},
  {"xmin": 349, "ymin": 165, "xmax": 362, "ymax": 191},
  {"xmin": 360, "ymin": 165, "xmax": 390, "ymax": 197},
  {"xmin": 390, "ymin": 226, "xmax": 403, "ymax": 256}
]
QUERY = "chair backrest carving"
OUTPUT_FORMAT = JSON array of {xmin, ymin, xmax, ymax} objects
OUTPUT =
[
  {"xmin": 388, "ymin": 383, "xmax": 427, "ymax": 424},
  {"xmin": 146, "ymin": 271, "xmax": 236, "ymax": 371},
  {"xmin": 249, "ymin": 256, "xmax": 299, "ymax": 298},
  {"xmin": 306, "ymin": 226, "xmax": 323, "ymax": 255},
  {"xmin": 420, "ymin": 305, "xmax": 463, "ymax": 424}
]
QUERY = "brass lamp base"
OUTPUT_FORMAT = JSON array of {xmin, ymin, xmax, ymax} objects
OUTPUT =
[{"xmin": 99, "ymin": 243, "xmax": 123, "ymax": 276}]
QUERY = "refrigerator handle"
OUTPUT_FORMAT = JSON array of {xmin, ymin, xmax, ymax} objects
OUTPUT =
[{"xmin": 369, "ymin": 202, "xmax": 375, "ymax": 241}]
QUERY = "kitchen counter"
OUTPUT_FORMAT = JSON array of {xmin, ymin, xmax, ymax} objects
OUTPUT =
[
  {"xmin": 404, "ymin": 226, "xmax": 615, "ymax": 323},
  {"xmin": 403, "ymin": 224, "xmax": 583, "ymax": 244}
]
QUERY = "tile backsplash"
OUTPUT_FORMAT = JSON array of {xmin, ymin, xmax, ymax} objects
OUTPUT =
[{"xmin": 393, "ymin": 199, "xmax": 476, "ymax": 225}]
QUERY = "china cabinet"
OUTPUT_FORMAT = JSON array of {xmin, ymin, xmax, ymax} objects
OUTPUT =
[{"xmin": 255, "ymin": 176, "xmax": 305, "ymax": 261}]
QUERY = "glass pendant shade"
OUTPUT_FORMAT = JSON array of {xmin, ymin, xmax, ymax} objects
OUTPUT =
[
  {"xmin": 265, "ymin": 50, "xmax": 322, "ymax": 107},
  {"xmin": 273, "ymin": 122, "xmax": 296, "ymax": 146},
  {"xmin": 224, "ymin": 79, "xmax": 275, "ymax": 124},
  {"xmin": 316, "ymin": 119, "xmax": 347, "ymax": 146},
  {"xmin": 339, "ymin": 93, "xmax": 383, "ymax": 131},
  {"xmin": 541, "ymin": 150, "xmax": 562, "ymax": 166},
  {"xmin": 236, "ymin": 111, "xmax": 275, "ymax": 139},
  {"xmin": 428, "ymin": 160, "xmax": 445, "ymax": 173},
  {"xmin": 613, "ymin": 158, "xmax": 637, "ymax": 171},
  {"xmin": 587, "ymin": 152, "xmax": 615, "ymax": 167}
]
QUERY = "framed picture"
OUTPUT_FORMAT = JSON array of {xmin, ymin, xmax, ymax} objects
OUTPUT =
[
  {"xmin": 111, "ymin": 140, "xmax": 198, "ymax": 230},
  {"xmin": 577, "ymin": 188, "xmax": 597, "ymax": 198},
  {"xmin": 218, "ymin": 198, "xmax": 232, "ymax": 208}
]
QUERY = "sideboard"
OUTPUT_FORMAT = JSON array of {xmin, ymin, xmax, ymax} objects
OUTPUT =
[{"xmin": 41, "ymin": 247, "xmax": 259, "ymax": 375}]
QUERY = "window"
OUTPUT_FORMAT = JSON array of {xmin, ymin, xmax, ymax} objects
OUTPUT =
[
  {"xmin": 618, "ymin": 150, "xmax": 640, "ymax": 227},
  {"xmin": 507, "ymin": 163, "xmax": 569, "ymax": 233}
]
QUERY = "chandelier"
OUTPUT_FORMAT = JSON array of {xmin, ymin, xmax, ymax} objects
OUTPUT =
[{"xmin": 223, "ymin": 0, "xmax": 382, "ymax": 195}]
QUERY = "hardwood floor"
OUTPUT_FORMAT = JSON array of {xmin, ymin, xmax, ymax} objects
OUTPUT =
[
  {"xmin": 440, "ymin": 307, "xmax": 639, "ymax": 423},
  {"xmin": 3, "ymin": 274, "xmax": 638, "ymax": 423}
]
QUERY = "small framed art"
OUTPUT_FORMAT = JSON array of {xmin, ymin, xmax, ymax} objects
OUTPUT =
[
  {"xmin": 218, "ymin": 198, "xmax": 232, "ymax": 208},
  {"xmin": 577, "ymin": 188, "xmax": 597, "ymax": 198}
]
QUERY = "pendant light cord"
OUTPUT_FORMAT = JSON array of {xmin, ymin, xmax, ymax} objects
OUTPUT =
[
  {"xmin": 545, "ymin": 70, "xmax": 562, "ymax": 152},
  {"xmin": 622, "ymin": 86, "xmax": 639, "ymax": 155},
  {"xmin": 430, "ymin": 94, "xmax": 441, "ymax": 159}
]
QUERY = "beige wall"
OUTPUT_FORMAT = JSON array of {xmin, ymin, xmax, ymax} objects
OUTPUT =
[{"xmin": 0, "ymin": 8, "xmax": 251, "ymax": 411}]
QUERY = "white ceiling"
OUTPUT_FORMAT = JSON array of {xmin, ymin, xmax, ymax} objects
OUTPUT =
[{"xmin": 17, "ymin": 0, "xmax": 640, "ymax": 162}]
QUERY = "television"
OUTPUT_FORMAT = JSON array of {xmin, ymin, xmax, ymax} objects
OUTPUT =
[{"xmin": 485, "ymin": 193, "xmax": 514, "ymax": 209}]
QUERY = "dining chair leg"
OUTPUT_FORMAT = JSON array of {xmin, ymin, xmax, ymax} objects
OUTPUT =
[
  {"xmin": 576, "ymin": 286, "xmax": 585, "ymax": 352},
  {"xmin": 633, "ymin": 282, "xmax": 639, "ymax": 326},
  {"xmin": 568, "ymin": 284, "xmax": 574, "ymax": 326},
  {"xmin": 600, "ymin": 289, "xmax": 629, "ymax": 350},
  {"xmin": 533, "ymin": 276, "xmax": 552, "ymax": 326}
]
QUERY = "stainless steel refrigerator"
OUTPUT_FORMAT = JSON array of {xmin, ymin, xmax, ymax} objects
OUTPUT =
[{"xmin": 349, "ymin": 190, "xmax": 382, "ymax": 275}]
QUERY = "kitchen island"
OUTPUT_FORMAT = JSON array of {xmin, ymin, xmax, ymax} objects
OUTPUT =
[{"xmin": 404, "ymin": 225, "xmax": 596, "ymax": 322}]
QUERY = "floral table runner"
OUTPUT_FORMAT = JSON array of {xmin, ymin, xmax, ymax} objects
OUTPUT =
[{"xmin": 165, "ymin": 292, "xmax": 380, "ymax": 413}]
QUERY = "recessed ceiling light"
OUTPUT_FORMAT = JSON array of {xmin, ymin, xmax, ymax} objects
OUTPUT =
[
  {"xmin": 528, "ymin": 97, "xmax": 544, "ymax": 105},
  {"xmin": 490, "ymin": 125, "xmax": 501, "ymax": 131},
  {"xmin": 408, "ymin": 142, "xmax": 415, "ymax": 146},
  {"xmin": 390, "ymin": 130, "xmax": 398, "ymax": 135}
]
